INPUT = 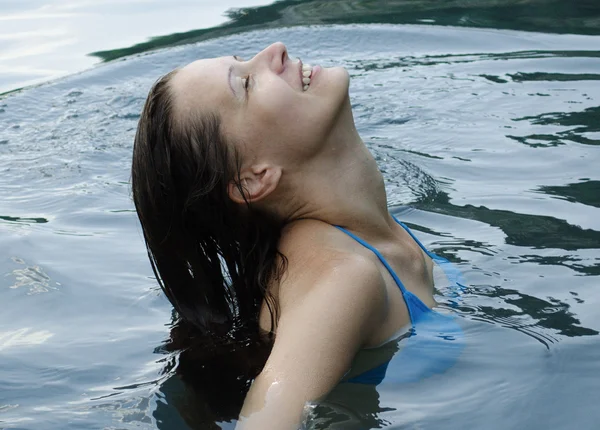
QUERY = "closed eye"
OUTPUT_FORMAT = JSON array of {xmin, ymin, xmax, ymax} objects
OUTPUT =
[{"xmin": 232, "ymin": 56, "xmax": 250, "ymax": 97}]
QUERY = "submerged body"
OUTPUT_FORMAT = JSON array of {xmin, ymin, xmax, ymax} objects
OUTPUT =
[
  {"xmin": 132, "ymin": 41, "xmax": 466, "ymax": 430},
  {"xmin": 241, "ymin": 215, "xmax": 465, "ymax": 428},
  {"xmin": 337, "ymin": 216, "xmax": 465, "ymax": 385}
]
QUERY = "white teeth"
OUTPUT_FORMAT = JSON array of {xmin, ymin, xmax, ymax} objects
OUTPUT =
[{"xmin": 302, "ymin": 63, "xmax": 313, "ymax": 91}]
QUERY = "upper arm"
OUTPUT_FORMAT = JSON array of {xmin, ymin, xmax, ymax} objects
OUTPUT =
[{"xmin": 237, "ymin": 255, "xmax": 386, "ymax": 429}]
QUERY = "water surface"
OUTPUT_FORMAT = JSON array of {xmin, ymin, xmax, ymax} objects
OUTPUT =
[
  {"xmin": 0, "ymin": 0, "xmax": 272, "ymax": 94},
  {"xmin": 1, "ymin": 3, "xmax": 599, "ymax": 430}
]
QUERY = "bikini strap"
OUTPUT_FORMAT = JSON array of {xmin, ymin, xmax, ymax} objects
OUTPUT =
[
  {"xmin": 333, "ymin": 225, "xmax": 409, "ymax": 295},
  {"xmin": 333, "ymin": 225, "xmax": 415, "ymax": 324},
  {"xmin": 391, "ymin": 215, "xmax": 441, "ymax": 261}
]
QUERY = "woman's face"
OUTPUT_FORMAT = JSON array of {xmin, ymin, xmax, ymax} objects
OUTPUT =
[{"xmin": 170, "ymin": 42, "xmax": 350, "ymax": 167}]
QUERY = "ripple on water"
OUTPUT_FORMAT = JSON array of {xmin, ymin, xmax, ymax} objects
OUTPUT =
[
  {"xmin": 0, "ymin": 328, "xmax": 54, "ymax": 352},
  {"xmin": 0, "ymin": 23, "xmax": 599, "ymax": 430},
  {"xmin": 6, "ymin": 257, "xmax": 59, "ymax": 295}
]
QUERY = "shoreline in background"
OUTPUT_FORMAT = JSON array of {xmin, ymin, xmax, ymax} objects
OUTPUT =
[
  {"xmin": 2, "ymin": 0, "xmax": 600, "ymax": 96},
  {"xmin": 0, "ymin": 0, "xmax": 271, "ymax": 95}
]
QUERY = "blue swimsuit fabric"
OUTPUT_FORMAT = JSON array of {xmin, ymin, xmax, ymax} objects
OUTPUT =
[{"xmin": 334, "ymin": 216, "xmax": 466, "ymax": 385}]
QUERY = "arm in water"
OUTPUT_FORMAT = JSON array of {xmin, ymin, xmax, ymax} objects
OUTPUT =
[{"xmin": 236, "ymin": 255, "xmax": 387, "ymax": 429}]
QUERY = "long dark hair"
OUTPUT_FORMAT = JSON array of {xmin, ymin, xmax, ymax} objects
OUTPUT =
[{"xmin": 131, "ymin": 70, "xmax": 286, "ymax": 420}]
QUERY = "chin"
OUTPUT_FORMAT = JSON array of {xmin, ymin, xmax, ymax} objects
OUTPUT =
[
  {"xmin": 331, "ymin": 66, "xmax": 350, "ymax": 89},
  {"xmin": 319, "ymin": 66, "xmax": 350, "ymax": 102}
]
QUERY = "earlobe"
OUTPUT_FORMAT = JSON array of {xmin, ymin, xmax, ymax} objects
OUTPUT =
[
  {"xmin": 228, "ymin": 179, "xmax": 250, "ymax": 204},
  {"xmin": 228, "ymin": 164, "xmax": 282, "ymax": 205}
]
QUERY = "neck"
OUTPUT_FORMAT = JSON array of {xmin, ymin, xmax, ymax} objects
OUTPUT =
[{"xmin": 279, "ymin": 122, "xmax": 395, "ymax": 240}]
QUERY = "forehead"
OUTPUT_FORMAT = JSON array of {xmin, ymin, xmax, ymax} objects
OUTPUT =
[{"xmin": 170, "ymin": 57, "xmax": 231, "ymax": 119}]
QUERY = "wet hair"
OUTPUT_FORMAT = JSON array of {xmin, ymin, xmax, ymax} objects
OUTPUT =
[{"xmin": 131, "ymin": 70, "xmax": 285, "ymax": 420}]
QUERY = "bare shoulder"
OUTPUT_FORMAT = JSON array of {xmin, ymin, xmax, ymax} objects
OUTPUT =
[
  {"xmin": 242, "ymin": 224, "xmax": 389, "ymax": 429},
  {"xmin": 275, "ymin": 219, "xmax": 386, "ymax": 316}
]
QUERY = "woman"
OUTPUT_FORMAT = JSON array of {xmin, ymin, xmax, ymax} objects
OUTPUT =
[{"xmin": 132, "ymin": 42, "xmax": 463, "ymax": 429}]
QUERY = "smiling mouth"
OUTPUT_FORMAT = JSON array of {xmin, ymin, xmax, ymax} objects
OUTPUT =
[
  {"xmin": 301, "ymin": 62, "xmax": 314, "ymax": 91},
  {"xmin": 290, "ymin": 54, "xmax": 315, "ymax": 91}
]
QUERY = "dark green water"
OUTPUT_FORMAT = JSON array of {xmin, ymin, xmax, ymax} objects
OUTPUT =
[{"xmin": 1, "ymin": 1, "xmax": 599, "ymax": 429}]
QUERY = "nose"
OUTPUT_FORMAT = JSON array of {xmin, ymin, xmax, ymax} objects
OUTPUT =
[{"xmin": 252, "ymin": 42, "xmax": 287, "ymax": 74}]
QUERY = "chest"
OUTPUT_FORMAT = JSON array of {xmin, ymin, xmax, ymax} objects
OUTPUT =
[{"xmin": 360, "ymin": 240, "xmax": 436, "ymax": 348}]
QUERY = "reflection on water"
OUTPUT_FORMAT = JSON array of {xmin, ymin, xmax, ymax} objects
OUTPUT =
[
  {"xmin": 0, "ymin": 215, "xmax": 48, "ymax": 224},
  {"xmin": 1, "ymin": 7, "xmax": 599, "ymax": 430},
  {"xmin": 471, "ymin": 284, "xmax": 598, "ymax": 339},
  {"xmin": 510, "ymin": 105, "xmax": 600, "ymax": 147},
  {"xmin": 91, "ymin": 0, "xmax": 600, "ymax": 62},
  {"xmin": 539, "ymin": 180, "xmax": 600, "ymax": 209},
  {"xmin": 418, "ymin": 192, "xmax": 600, "ymax": 251},
  {"xmin": 8, "ymin": 259, "xmax": 59, "ymax": 295},
  {"xmin": 0, "ymin": 328, "xmax": 54, "ymax": 351}
]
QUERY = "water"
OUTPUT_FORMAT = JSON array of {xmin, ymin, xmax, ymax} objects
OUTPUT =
[
  {"xmin": 1, "ymin": 2, "xmax": 600, "ymax": 429},
  {"xmin": 0, "ymin": 0, "xmax": 271, "ymax": 94}
]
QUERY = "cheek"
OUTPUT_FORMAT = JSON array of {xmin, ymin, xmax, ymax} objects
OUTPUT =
[{"xmin": 252, "ymin": 90, "xmax": 305, "ymax": 135}]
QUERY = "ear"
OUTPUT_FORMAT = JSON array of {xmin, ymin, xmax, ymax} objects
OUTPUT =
[{"xmin": 227, "ymin": 164, "xmax": 282, "ymax": 205}]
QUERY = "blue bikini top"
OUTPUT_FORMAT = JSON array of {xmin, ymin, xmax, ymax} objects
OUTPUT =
[{"xmin": 334, "ymin": 215, "xmax": 466, "ymax": 385}]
